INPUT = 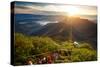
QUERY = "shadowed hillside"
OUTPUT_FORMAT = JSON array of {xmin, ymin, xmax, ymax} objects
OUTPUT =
[{"xmin": 30, "ymin": 16, "xmax": 97, "ymax": 49}]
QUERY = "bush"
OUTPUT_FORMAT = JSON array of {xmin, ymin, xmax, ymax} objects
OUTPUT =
[
  {"xmin": 14, "ymin": 33, "xmax": 60, "ymax": 65},
  {"xmin": 71, "ymin": 48, "xmax": 97, "ymax": 62},
  {"xmin": 14, "ymin": 33, "xmax": 34, "ymax": 65},
  {"xmin": 31, "ymin": 36, "xmax": 60, "ymax": 54},
  {"xmin": 79, "ymin": 43, "xmax": 93, "ymax": 49},
  {"xmin": 14, "ymin": 33, "xmax": 97, "ymax": 65}
]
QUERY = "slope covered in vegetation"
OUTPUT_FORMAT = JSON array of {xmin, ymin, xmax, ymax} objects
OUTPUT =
[{"xmin": 14, "ymin": 33, "xmax": 97, "ymax": 65}]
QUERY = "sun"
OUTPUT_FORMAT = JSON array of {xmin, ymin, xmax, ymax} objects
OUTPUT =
[{"xmin": 66, "ymin": 6, "xmax": 79, "ymax": 16}]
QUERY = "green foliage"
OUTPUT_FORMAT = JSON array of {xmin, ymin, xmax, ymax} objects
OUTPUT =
[
  {"xmin": 55, "ymin": 41, "xmax": 97, "ymax": 63},
  {"xmin": 79, "ymin": 43, "xmax": 93, "ymax": 49},
  {"xmin": 14, "ymin": 33, "xmax": 59, "ymax": 65},
  {"xmin": 71, "ymin": 48, "xmax": 97, "ymax": 62},
  {"xmin": 61, "ymin": 41, "xmax": 74, "ymax": 50},
  {"xmin": 14, "ymin": 33, "xmax": 97, "ymax": 65},
  {"xmin": 14, "ymin": 33, "xmax": 34, "ymax": 65},
  {"xmin": 31, "ymin": 36, "xmax": 59, "ymax": 54}
]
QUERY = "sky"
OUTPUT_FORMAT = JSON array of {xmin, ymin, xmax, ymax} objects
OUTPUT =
[{"xmin": 14, "ymin": 1, "xmax": 97, "ymax": 16}]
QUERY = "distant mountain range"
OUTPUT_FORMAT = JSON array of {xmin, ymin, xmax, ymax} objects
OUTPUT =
[{"xmin": 14, "ymin": 14, "xmax": 97, "ymax": 49}]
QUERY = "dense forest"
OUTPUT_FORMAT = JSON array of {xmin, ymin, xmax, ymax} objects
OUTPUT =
[{"xmin": 14, "ymin": 33, "xmax": 97, "ymax": 65}]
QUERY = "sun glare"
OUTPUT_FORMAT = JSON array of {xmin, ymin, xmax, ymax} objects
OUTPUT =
[{"xmin": 66, "ymin": 6, "xmax": 79, "ymax": 16}]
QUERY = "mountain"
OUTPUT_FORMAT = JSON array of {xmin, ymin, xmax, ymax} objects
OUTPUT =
[
  {"xmin": 30, "ymin": 17, "xmax": 97, "ymax": 49},
  {"xmin": 31, "ymin": 17, "xmax": 97, "ymax": 37},
  {"xmin": 14, "ymin": 14, "xmax": 97, "ymax": 49}
]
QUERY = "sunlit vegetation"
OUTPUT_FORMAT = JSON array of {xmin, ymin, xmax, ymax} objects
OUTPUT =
[{"xmin": 14, "ymin": 33, "xmax": 97, "ymax": 65}]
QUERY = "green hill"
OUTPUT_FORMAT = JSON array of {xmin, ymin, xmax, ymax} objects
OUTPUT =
[{"xmin": 14, "ymin": 33, "xmax": 97, "ymax": 65}]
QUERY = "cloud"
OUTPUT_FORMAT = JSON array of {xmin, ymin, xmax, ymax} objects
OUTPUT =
[
  {"xmin": 14, "ymin": 4, "xmax": 63, "ymax": 15},
  {"xmin": 15, "ymin": 6, "xmax": 31, "ymax": 9},
  {"xmin": 14, "ymin": 3, "xmax": 97, "ymax": 15},
  {"xmin": 14, "ymin": 5, "xmax": 40, "ymax": 14}
]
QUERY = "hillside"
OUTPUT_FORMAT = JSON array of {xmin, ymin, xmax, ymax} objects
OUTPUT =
[
  {"xmin": 14, "ymin": 14, "xmax": 97, "ymax": 49},
  {"xmin": 14, "ymin": 33, "xmax": 97, "ymax": 65}
]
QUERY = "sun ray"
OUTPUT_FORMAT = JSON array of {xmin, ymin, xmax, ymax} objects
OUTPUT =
[{"xmin": 65, "ymin": 6, "xmax": 79, "ymax": 16}]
